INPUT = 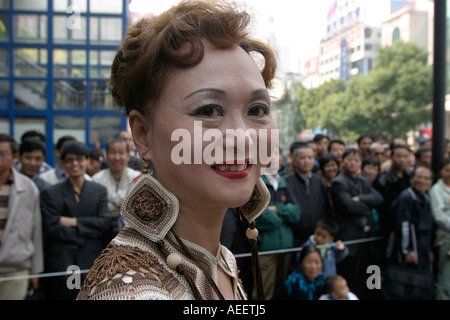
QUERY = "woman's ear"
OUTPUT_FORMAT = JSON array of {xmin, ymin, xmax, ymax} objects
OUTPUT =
[{"xmin": 128, "ymin": 110, "xmax": 151, "ymax": 160}]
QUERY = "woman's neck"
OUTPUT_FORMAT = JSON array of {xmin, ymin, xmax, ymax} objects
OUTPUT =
[{"xmin": 172, "ymin": 203, "xmax": 226, "ymax": 255}]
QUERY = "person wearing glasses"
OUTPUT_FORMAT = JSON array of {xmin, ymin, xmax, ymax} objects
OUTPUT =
[{"xmin": 40, "ymin": 141, "xmax": 110, "ymax": 300}]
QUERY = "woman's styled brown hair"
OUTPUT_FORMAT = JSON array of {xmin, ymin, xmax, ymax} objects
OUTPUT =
[{"xmin": 110, "ymin": 0, "xmax": 277, "ymax": 116}]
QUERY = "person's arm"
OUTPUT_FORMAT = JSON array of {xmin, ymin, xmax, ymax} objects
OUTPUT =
[
  {"xmin": 331, "ymin": 178, "xmax": 371, "ymax": 217},
  {"xmin": 40, "ymin": 187, "xmax": 82, "ymax": 245},
  {"xmin": 429, "ymin": 184, "xmax": 450, "ymax": 232},
  {"xmin": 76, "ymin": 185, "xmax": 110, "ymax": 237}
]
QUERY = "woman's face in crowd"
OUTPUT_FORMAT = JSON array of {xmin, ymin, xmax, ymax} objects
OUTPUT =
[
  {"xmin": 361, "ymin": 164, "xmax": 379, "ymax": 182},
  {"xmin": 323, "ymin": 160, "xmax": 339, "ymax": 179},
  {"xmin": 300, "ymin": 252, "xmax": 322, "ymax": 280},
  {"xmin": 133, "ymin": 41, "xmax": 276, "ymax": 211},
  {"xmin": 441, "ymin": 163, "xmax": 450, "ymax": 185}
]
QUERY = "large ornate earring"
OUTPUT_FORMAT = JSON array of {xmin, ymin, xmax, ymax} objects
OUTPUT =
[
  {"xmin": 239, "ymin": 178, "xmax": 270, "ymax": 300},
  {"xmin": 121, "ymin": 160, "xmax": 179, "ymax": 242},
  {"xmin": 240, "ymin": 178, "xmax": 270, "ymax": 222}
]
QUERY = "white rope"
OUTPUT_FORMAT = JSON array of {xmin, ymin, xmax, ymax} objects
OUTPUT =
[
  {"xmin": 234, "ymin": 236, "xmax": 385, "ymax": 258},
  {"xmin": 0, "ymin": 236, "xmax": 384, "ymax": 282}
]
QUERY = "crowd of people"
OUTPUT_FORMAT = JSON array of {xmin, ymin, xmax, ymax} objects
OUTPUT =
[
  {"xmin": 222, "ymin": 133, "xmax": 450, "ymax": 300},
  {"xmin": 0, "ymin": 129, "xmax": 142, "ymax": 300},
  {"xmin": 0, "ymin": 128, "xmax": 450, "ymax": 300}
]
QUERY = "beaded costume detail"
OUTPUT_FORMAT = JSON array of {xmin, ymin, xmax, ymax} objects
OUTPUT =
[{"xmin": 77, "ymin": 176, "xmax": 269, "ymax": 300}]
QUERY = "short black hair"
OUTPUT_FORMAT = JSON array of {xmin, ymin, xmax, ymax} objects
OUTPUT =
[
  {"xmin": 292, "ymin": 142, "xmax": 312, "ymax": 158},
  {"xmin": 342, "ymin": 148, "xmax": 361, "ymax": 160},
  {"xmin": 106, "ymin": 136, "xmax": 130, "ymax": 154},
  {"xmin": 328, "ymin": 139, "xmax": 345, "ymax": 152},
  {"xmin": 298, "ymin": 245, "xmax": 323, "ymax": 265},
  {"xmin": 289, "ymin": 141, "xmax": 305, "ymax": 155},
  {"xmin": 88, "ymin": 148, "xmax": 103, "ymax": 162},
  {"xmin": 316, "ymin": 218, "xmax": 339, "ymax": 238},
  {"xmin": 362, "ymin": 157, "xmax": 380, "ymax": 170},
  {"xmin": 391, "ymin": 144, "xmax": 412, "ymax": 155},
  {"xmin": 55, "ymin": 135, "xmax": 77, "ymax": 151},
  {"xmin": 319, "ymin": 153, "xmax": 339, "ymax": 172},
  {"xmin": 313, "ymin": 134, "xmax": 329, "ymax": 143},
  {"xmin": 440, "ymin": 158, "xmax": 450, "ymax": 170},
  {"xmin": 19, "ymin": 138, "xmax": 46, "ymax": 157},
  {"xmin": 357, "ymin": 134, "xmax": 374, "ymax": 145},
  {"xmin": 415, "ymin": 147, "xmax": 432, "ymax": 160},
  {"xmin": 410, "ymin": 165, "xmax": 432, "ymax": 179},
  {"xmin": 61, "ymin": 141, "xmax": 89, "ymax": 160},
  {"xmin": 20, "ymin": 130, "xmax": 46, "ymax": 143},
  {"xmin": 0, "ymin": 133, "xmax": 18, "ymax": 154}
]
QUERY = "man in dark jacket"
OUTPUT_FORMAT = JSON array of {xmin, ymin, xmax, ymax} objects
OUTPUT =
[
  {"xmin": 373, "ymin": 145, "xmax": 412, "ymax": 238},
  {"xmin": 389, "ymin": 166, "xmax": 434, "ymax": 272},
  {"xmin": 284, "ymin": 143, "xmax": 331, "ymax": 247},
  {"xmin": 40, "ymin": 141, "xmax": 110, "ymax": 300},
  {"xmin": 331, "ymin": 148, "xmax": 383, "ymax": 299}
]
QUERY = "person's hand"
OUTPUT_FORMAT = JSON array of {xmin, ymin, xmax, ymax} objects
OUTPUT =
[
  {"xmin": 352, "ymin": 196, "xmax": 360, "ymax": 202},
  {"xmin": 405, "ymin": 251, "xmax": 418, "ymax": 264},
  {"xmin": 29, "ymin": 277, "xmax": 39, "ymax": 290},
  {"xmin": 335, "ymin": 240, "xmax": 345, "ymax": 251},
  {"xmin": 268, "ymin": 205, "xmax": 278, "ymax": 213},
  {"xmin": 60, "ymin": 216, "xmax": 77, "ymax": 227}
]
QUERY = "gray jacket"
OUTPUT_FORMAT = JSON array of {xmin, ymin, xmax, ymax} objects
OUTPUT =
[{"xmin": 0, "ymin": 168, "xmax": 43, "ymax": 274}]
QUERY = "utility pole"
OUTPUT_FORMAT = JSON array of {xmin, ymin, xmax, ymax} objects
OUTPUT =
[{"xmin": 432, "ymin": 0, "xmax": 447, "ymax": 177}]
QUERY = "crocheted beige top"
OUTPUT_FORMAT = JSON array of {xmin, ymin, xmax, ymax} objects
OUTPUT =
[{"xmin": 77, "ymin": 226, "xmax": 247, "ymax": 300}]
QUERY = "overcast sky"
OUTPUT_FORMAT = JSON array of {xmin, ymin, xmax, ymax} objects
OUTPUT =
[{"xmin": 129, "ymin": 0, "xmax": 332, "ymax": 73}]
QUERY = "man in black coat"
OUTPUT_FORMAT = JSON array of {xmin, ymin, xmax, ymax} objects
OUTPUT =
[
  {"xmin": 373, "ymin": 145, "xmax": 412, "ymax": 238},
  {"xmin": 331, "ymin": 148, "xmax": 383, "ymax": 299},
  {"xmin": 40, "ymin": 141, "xmax": 110, "ymax": 300},
  {"xmin": 284, "ymin": 143, "xmax": 331, "ymax": 247}
]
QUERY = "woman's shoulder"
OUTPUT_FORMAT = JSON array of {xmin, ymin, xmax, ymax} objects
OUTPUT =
[{"xmin": 77, "ymin": 228, "xmax": 185, "ymax": 300}]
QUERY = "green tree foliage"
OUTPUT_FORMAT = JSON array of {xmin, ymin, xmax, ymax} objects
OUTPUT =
[{"xmin": 295, "ymin": 40, "xmax": 432, "ymax": 142}]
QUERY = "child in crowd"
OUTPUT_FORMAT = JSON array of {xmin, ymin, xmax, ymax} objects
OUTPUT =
[
  {"xmin": 319, "ymin": 275, "xmax": 359, "ymax": 300},
  {"xmin": 272, "ymin": 245, "xmax": 325, "ymax": 300},
  {"xmin": 301, "ymin": 218, "xmax": 349, "ymax": 279}
]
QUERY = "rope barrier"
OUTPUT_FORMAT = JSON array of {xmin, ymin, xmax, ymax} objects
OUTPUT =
[
  {"xmin": 0, "ymin": 236, "xmax": 385, "ymax": 282},
  {"xmin": 234, "ymin": 236, "xmax": 385, "ymax": 258}
]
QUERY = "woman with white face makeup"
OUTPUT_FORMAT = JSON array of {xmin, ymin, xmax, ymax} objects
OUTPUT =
[{"xmin": 78, "ymin": 0, "xmax": 277, "ymax": 300}]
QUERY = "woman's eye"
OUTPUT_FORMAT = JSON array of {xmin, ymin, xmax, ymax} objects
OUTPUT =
[
  {"xmin": 248, "ymin": 104, "xmax": 270, "ymax": 117},
  {"xmin": 191, "ymin": 105, "xmax": 224, "ymax": 117}
]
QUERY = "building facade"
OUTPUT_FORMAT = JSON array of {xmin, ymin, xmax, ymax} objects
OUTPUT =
[
  {"xmin": 0, "ymin": 0, "xmax": 129, "ymax": 165},
  {"xmin": 301, "ymin": 0, "xmax": 391, "ymax": 87}
]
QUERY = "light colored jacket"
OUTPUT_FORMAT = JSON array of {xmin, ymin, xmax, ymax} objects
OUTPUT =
[
  {"xmin": 92, "ymin": 167, "xmax": 140, "ymax": 219},
  {"xmin": 429, "ymin": 179, "xmax": 450, "ymax": 242},
  {"xmin": 0, "ymin": 168, "xmax": 43, "ymax": 274}
]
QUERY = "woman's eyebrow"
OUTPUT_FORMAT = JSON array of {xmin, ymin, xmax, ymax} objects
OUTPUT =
[
  {"xmin": 251, "ymin": 89, "xmax": 270, "ymax": 100},
  {"xmin": 184, "ymin": 88, "xmax": 226, "ymax": 100},
  {"xmin": 184, "ymin": 88, "xmax": 270, "ymax": 101}
]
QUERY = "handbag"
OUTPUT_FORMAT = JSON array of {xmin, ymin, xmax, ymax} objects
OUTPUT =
[{"xmin": 382, "ymin": 224, "xmax": 435, "ymax": 300}]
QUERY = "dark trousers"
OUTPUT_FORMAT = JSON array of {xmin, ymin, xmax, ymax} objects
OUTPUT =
[{"xmin": 337, "ymin": 242, "xmax": 376, "ymax": 300}]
